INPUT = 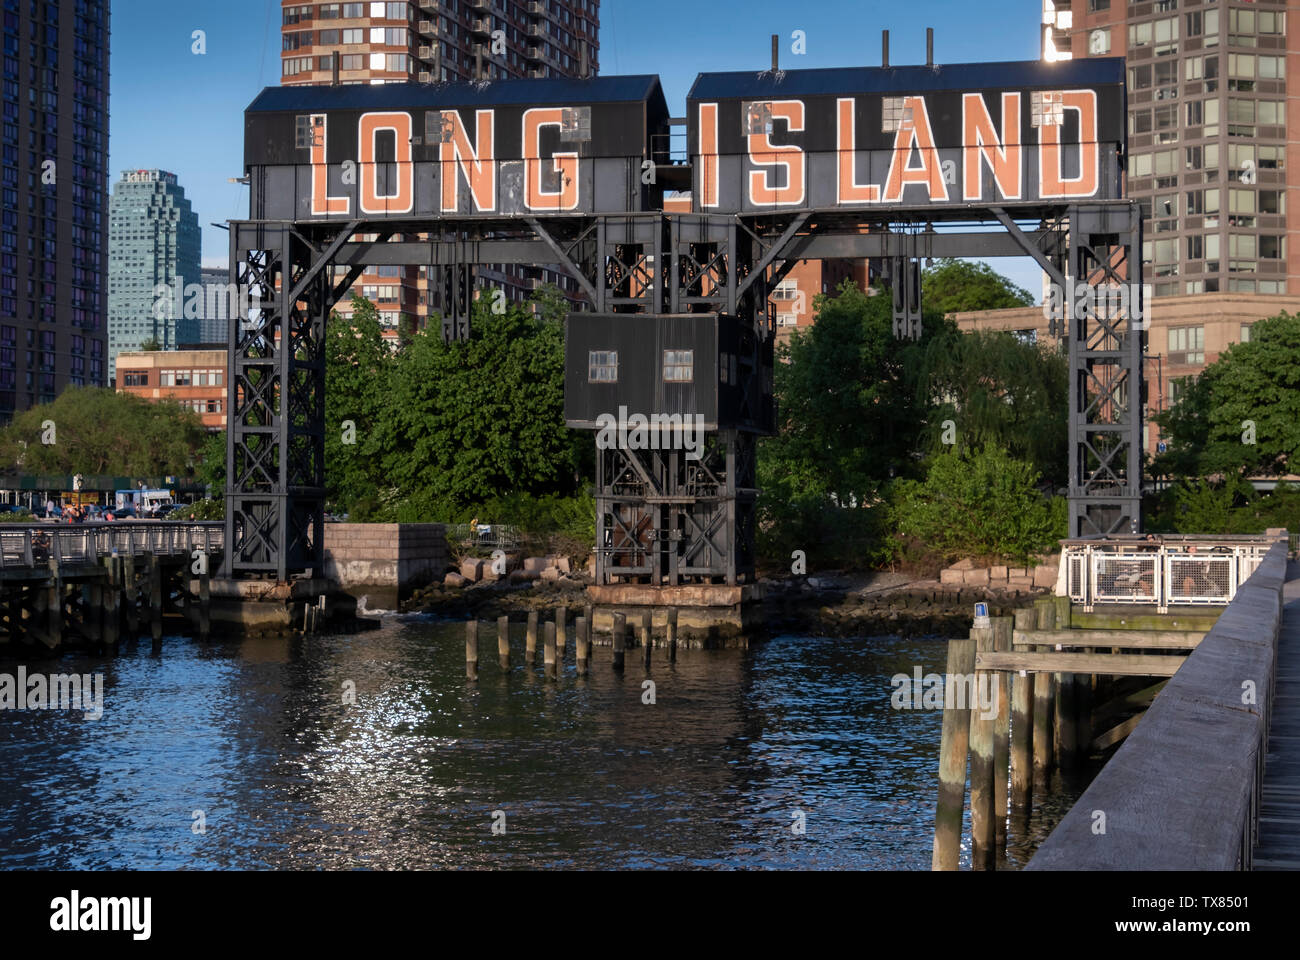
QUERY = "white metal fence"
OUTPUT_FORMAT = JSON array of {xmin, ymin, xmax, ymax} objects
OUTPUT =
[{"xmin": 1063, "ymin": 536, "xmax": 1276, "ymax": 612}]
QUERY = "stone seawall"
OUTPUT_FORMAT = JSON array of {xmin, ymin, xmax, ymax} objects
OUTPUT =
[{"xmin": 322, "ymin": 523, "xmax": 449, "ymax": 607}]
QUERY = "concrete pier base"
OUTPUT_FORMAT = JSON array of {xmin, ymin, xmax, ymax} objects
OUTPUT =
[
  {"xmin": 203, "ymin": 578, "xmax": 358, "ymax": 635},
  {"xmin": 586, "ymin": 583, "xmax": 764, "ymax": 646}
]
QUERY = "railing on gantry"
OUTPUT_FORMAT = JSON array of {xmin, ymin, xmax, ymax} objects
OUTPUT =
[
  {"xmin": 0, "ymin": 522, "xmax": 224, "ymax": 572},
  {"xmin": 1060, "ymin": 534, "xmax": 1276, "ymax": 613}
]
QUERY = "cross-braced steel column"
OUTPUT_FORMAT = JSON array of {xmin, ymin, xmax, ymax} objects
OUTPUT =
[
  {"xmin": 222, "ymin": 223, "xmax": 333, "ymax": 579},
  {"xmin": 1066, "ymin": 202, "xmax": 1145, "ymax": 537}
]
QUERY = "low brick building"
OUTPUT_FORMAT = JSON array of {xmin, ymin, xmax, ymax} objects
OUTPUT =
[
  {"xmin": 115, "ymin": 348, "xmax": 226, "ymax": 430},
  {"xmin": 951, "ymin": 293, "xmax": 1300, "ymax": 457}
]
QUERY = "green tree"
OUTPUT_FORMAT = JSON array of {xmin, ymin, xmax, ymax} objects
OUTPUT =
[
  {"xmin": 0, "ymin": 388, "xmax": 206, "ymax": 477},
  {"xmin": 757, "ymin": 282, "xmax": 947, "ymax": 564},
  {"xmin": 913, "ymin": 328, "xmax": 1069, "ymax": 486},
  {"xmin": 921, "ymin": 258, "xmax": 1036, "ymax": 315},
  {"xmin": 1154, "ymin": 312, "xmax": 1300, "ymax": 478},
  {"xmin": 373, "ymin": 291, "xmax": 584, "ymax": 512},
  {"xmin": 889, "ymin": 445, "xmax": 1065, "ymax": 566},
  {"xmin": 140, "ymin": 336, "xmax": 162, "ymax": 351},
  {"xmin": 196, "ymin": 429, "xmax": 226, "ymax": 494},
  {"xmin": 324, "ymin": 294, "xmax": 395, "ymax": 510}
]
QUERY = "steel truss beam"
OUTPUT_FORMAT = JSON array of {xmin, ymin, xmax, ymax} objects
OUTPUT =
[{"xmin": 223, "ymin": 199, "xmax": 1141, "ymax": 580}]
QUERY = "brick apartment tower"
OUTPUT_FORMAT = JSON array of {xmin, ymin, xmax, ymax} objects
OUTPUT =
[
  {"xmin": 279, "ymin": 0, "xmax": 601, "ymax": 336},
  {"xmin": 1041, "ymin": 0, "xmax": 1300, "ymax": 451}
]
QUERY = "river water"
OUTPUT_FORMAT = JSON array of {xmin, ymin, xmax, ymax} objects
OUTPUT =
[{"xmin": 0, "ymin": 616, "xmax": 1079, "ymax": 869}]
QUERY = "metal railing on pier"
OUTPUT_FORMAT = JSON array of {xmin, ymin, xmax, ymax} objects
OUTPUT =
[
  {"xmin": 0, "ymin": 521, "xmax": 224, "ymax": 572},
  {"xmin": 1061, "ymin": 535, "xmax": 1274, "ymax": 612}
]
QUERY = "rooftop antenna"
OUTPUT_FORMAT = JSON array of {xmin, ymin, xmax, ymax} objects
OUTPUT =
[
  {"xmin": 926, "ymin": 27, "xmax": 934, "ymax": 67},
  {"xmin": 882, "ymin": 30, "xmax": 890, "ymax": 69},
  {"xmin": 331, "ymin": 52, "xmax": 340, "ymax": 86},
  {"xmin": 771, "ymin": 33, "xmax": 779, "ymax": 73},
  {"xmin": 580, "ymin": 38, "xmax": 589, "ymax": 78}
]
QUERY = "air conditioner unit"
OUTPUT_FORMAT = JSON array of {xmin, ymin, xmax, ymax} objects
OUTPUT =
[
  {"xmin": 418, "ymin": 45, "xmax": 432, "ymax": 58},
  {"xmin": 418, "ymin": 71, "xmax": 432, "ymax": 83},
  {"xmin": 418, "ymin": 20, "xmax": 434, "ymax": 33}
]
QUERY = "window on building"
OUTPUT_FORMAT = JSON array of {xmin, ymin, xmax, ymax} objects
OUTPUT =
[
  {"xmin": 1168, "ymin": 326, "xmax": 1205, "ymax": 365},
  {"xmin": 663, "ymin": 350, "xmax": 694, "ymax": 383},
  {"xmin": 1229, "ymin": 9, "xmax": 1258, "ymax": 46},
  {"xmin": 342, "ymin": 28, "xmax": 363, "ymax": 44},
  {"xmin": 123, "ymin": 372, "xmax": 147, "ymax": 386},
  {"xmin": 1259, "ymin": 190, "xmax": 1284, "ymax": 215},
  {"xmin": 1241, "ymin": 323, "xmax": 1253, "ymax": 343},
  {"xmin": 588, "ymin": 350, "xmax": 617, "ymax": 383},
  {"xmin": 1259, "ymin": 56, "xmax": 1284, "ymax": 80},
  {"xmin": 772, "ymin": 280, "xmax": 799, "ymax": 301},
  {"xmin": 342, "ymin": 3, "xmax": 365, "ymax": 17},
  {"xmin": 1261, "ymin": 236, "xmax": 1283, "ymax": 259}
]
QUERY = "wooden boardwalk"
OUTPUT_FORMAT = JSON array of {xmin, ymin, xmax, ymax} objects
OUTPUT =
[{"xmin": 1254, "ymin": 559, "xmax": 1300, "ymax": 870}]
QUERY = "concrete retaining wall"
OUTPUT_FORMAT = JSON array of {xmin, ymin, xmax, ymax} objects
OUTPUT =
[
  {"xmin": 322, "ymin": 523, "xmax": 448, "ymax": 606},
  {"xmin": 1027, "ymin": 534, "xmax": 1288, "ymax": 870}
]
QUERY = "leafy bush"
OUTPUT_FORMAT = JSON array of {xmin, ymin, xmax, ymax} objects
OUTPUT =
[
  {"xmin": 889, "ymin": 445, "xmax": 1065, "ymax": 567},
  {"xmin": 166, "ymin": 499, "xmax": 224, "ymax": 521},
  {"xmin": 1147, "ymin": 479, "xmax": 1300, "ymax": 536}
]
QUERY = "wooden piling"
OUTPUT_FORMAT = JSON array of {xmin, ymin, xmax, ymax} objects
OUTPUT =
[
  {"xmin": 969, "ymin": 626, "xmax": 996, "ymax": 870},
  {"xmin": 465, "ymin": 619, "xmax": 479, "ymax": 681},
  {"xmin": 1046, "ymin": 633, "xmax": 1077, "ymax": 773},
  {"xmin": 641, "ymin": 611, "xmax": 651, "ymax": 665},
  {"xmin": 148, "ymin": 553, "xmax": 162, "ymax": 645},
  {"xmin": 932, "ymin": 637, "xmax": 976, "ymax": 871},
  {"xmin": 575, "ymin": 616, "xmax": 589, "ymax": 675},
  {"xmin": 88, "ymin": 581, "xmax": 103, "ymax": 649},
  {"xmin": 1011, "ymin": 607, "xmax": 1036, "ymax": 816},
  {"xmin": 46, "ymin": 558, "xmax": 61, "ymax": 650},
  {"xmin": 525, "ymin": 610, "xmax": 538, "ymax": 662},
  {"xmin": 102, "ymin": 558, "xmax": 120, "ymax": 649},
  {"xmin": 556, "ymin": 605, "xmax": 567, "ymax": 663},
  {"xmin": 667, "ymin": 607, "xmax": 678, "ymax": 661},
  {"xmin": 497, "ymin": 615, "xmax": 510, "ymax": 669},
  {"xmin": 123, "ymin": 555, "xmax": 138, "ymax": 634},
  {"xmin": 199, "ymin": 566, "xmax": 211, "ymax": 642},
  {"xmin": 991, "ymin": 616, "xmax": 1012, "ymax": 851},
  {"xmin": 544, "ymin": 621, "xmax": 557, "ymax": 679},
  {"xmin": 612, "ymin": 612, "xmax": 626, "ymax": 671},
  {"xmin": 1033, "ymin": 597, "xmax": 1057, "ymax": 783}
]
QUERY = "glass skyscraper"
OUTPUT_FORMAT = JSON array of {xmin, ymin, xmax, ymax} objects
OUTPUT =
[
  {"xmin": 0, "ymin": 0, "xmax": 110, "ymax": 420},
  {"xmin": 107, "ymin": 169, "xmax": 201, "ymax": 381}
]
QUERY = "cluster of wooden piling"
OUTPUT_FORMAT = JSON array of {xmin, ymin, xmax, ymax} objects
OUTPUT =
[
  {"xmin": 933, "ymin": 596, "xmax": 1097, "ymax": 870},
  {"xmin": 465, "ymin": 606, "xmax": 679, "ymax": 680},
  {"xmin": 1, "ymin": 550, "xmax": 212, "ymax": 652}
]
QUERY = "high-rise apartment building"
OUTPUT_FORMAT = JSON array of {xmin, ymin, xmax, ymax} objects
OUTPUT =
[
  {"xmin": 1040, "ymin": 0, "xmax": 1300, "ymax": 455},
  {"xmin": 0, "ymin": 0, "xmax": 110, "ymax": 420},
  {"xmin": 107, "ymin": 169, "xmax": 201, "ymax": 381},
  {"xmin": 279, "ymin": 0, "xmax": 601, "ymax": 337},
  {"xmin": 1045, "ymin": 0, "xmax": 1296, "ymax": 297},
  {"xmin": 281, "ymin": 1, "xmax": 600, "ymax": 87}
]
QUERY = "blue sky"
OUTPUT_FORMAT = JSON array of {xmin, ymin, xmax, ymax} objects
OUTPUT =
[{"xmin": 108, "ymin": 0, "xmax": 1046, "ymax": 294}]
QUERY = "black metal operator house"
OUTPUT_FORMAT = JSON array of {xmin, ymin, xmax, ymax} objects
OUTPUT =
[{"xmin": 226, "ymin": 57, "xmax": 1141, "ymax": 587}]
